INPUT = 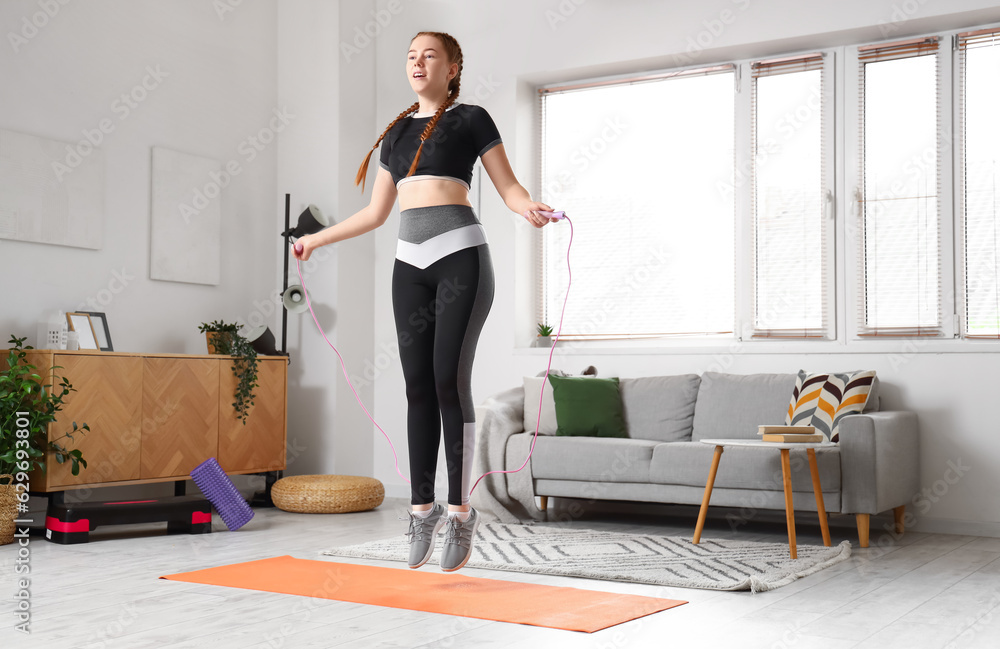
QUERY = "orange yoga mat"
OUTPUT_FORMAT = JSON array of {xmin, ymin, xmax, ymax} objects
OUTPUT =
[{"xmin": 160, "ymin": 555, "xmax": 686, "ymax": 633}]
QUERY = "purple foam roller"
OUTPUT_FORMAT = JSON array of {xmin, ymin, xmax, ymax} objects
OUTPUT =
[{"xmin": 190, "ymin": 457, "xmax": 255, "ymax": 531}]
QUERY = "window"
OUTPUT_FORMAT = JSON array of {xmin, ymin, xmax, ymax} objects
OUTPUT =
[
  {"xmin": 531, "ymin": 22, "xmax": 1000, "ymax": 348},
  {"xmin": 959, "ymin": 28, "xmax": 1000, "ymax": 338},
  {"xmin": 749, "ymin": 53, "xmax": 833, "ymax": 338},
  {"xmin": 537, "ymin": 66, "xmax": 735, "ymax": 339},
  {"xmin": 855, "ymin": 37, "xmax": 943, "ymax": 337}
]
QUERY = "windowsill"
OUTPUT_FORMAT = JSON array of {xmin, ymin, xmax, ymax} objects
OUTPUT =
[{"xmin": 513, "ymin": 336, "xmax": 1000, "ymax": 355}]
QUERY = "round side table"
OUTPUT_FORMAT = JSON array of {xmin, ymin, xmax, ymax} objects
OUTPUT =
[{"xmin": 692, "ymin": 438, "xmax": 836, "ymax": 558}]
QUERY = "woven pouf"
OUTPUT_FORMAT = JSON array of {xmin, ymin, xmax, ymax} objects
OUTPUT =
[{"xmin": 272, "ymin": 475, "xmax": 384, "ymax": 514}]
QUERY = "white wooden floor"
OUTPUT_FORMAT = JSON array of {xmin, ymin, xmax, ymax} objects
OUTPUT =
[{"xmin": 3, "ymin": 496, "xmax": 999, "ymax": 649}]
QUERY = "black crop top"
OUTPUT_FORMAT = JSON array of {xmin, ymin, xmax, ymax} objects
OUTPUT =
[{"xmin": 378, "ymin": 102, "xmax": 502, "ymax": 190}]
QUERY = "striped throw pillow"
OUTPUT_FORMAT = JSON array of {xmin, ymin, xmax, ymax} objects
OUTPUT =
[{"xmin": 785, "ymin": 370, "xmax": 877, "ymax": 442}]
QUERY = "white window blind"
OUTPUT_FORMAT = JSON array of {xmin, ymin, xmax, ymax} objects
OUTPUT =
[
  {"xmin": 750, "ymin": 53, "xmax": 831, "ymax": 338},
  {"xmin": 856, "ymin": 37, "xmax": 942, "ymax": 337},
  {"xmin": 537, "ymin": 66, "xmax": 736, "ymax": 339},
  {"xmin": 959, "ymin": 28, "xmax": 1000, "ymax": 338}
]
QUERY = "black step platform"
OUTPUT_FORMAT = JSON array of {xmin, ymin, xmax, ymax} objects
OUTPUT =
[{"xmin": 45, "ymin": 495, "xmax": 213, "ymax": 544}]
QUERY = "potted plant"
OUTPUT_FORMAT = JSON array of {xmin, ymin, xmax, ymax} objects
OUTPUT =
[
  {"xmin": 198, "ymin": 321, "xmax": 258, "ymax": 426},
  {"xmin": 0, "ymin": 335, "xmax": 89, "ymax": 478},
  {"xmin": 536, "ymin": 323, "xmax": 554, "ymax": 348}
]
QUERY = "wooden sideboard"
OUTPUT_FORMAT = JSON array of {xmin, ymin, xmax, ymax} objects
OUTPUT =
[{"xmin": 6, "ymin": 349, "xmax": 288, "ymax": 492}]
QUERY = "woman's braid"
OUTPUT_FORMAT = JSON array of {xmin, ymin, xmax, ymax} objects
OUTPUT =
[{"xmin": 356, "ymin": 32, "xmax": 464, "ymax": 191}]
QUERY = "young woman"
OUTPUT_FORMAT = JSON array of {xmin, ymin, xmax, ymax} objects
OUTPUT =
[{"xmin": 292, "ymin": 31, "xmax": 558, "ymax": 571}]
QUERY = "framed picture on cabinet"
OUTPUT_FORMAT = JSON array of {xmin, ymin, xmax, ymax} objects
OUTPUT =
[{"xmin": 77, "ymin": 311, "xmax": 113, "ymax": 351}]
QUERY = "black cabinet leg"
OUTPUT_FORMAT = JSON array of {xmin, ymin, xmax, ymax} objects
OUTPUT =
[{"xmin": 249, "ymin": 470, "xmax": 282, "ymax": 507}]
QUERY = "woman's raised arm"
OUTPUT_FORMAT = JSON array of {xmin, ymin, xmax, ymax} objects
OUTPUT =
[
  {"xmin": 480, "ymin": 143, "xmax": 554, "ymax": 228},
  {"xmin": 292, "ymin": 166, "xmax": 397, "ymax": 260}
]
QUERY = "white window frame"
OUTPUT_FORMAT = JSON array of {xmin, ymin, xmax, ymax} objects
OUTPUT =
[
  {"xmin": 955, "ymin": 26, "xmax": 1000, "ymax": 341},
  {"xmin": 520, "ymin": 20, "xmax": 1000, "ymax": 355},
  {"xmin": 843, "ymin": 35, "xmax": 958, "ymax": 341},
  {"xmin": 736, "ymin": 52, "xmax": 837, "ymax": 342}
]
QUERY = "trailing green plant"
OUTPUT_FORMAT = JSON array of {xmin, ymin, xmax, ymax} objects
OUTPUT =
[
  {"xmin": 0, "ymin": 335, "xmax": 89, "ymax": 477},
  {"xmin": 198, "ymin": 321, "xmax": 258, "ymax": 426},
  {"xmin": 536, "ymin": 323, "xmax": 554, "ymax": 337}
]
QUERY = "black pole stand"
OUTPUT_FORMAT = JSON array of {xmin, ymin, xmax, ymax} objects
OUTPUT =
[
  {"xmin": 281, "ymin": 192, "xmax": 291, "ymax": 361},
  {"xmin": 249, "ymin": 192, "xmax": 293, "ymax": 508}
]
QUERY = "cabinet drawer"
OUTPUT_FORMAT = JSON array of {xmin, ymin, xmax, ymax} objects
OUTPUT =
[
  {"xmin": 141, "ymin": 357, "xmax": 219, "ymax": 478},
  {"xmin": 49, "ymin": 354, "xmax": 142, "ymax": 487},
  {"xmin": 219, "ymin": 357, "xmax": 286, "ymax": 472}
]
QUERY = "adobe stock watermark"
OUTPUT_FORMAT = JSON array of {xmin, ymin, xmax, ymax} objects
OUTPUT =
[
  {"xmin": 768, "ymin": 620, "xmax": 809, "ymax": 649},
  {"xmin": 187, "ymin": 436, "xmax": 309, "ymax": 559},
  {"xmin": 945, "ymin": 592, "xmax": 1000, "ymax": 649},
  {"xmin": 180, "ymin": 107, "xmax": 295, "ymax": 224},
  {"xmin": 348, "ymin": 275, "xmax": 470, "ymax": 389},
  {"xmin": 860, "ymin": 456, "xmax": 971, "ymax": 562},
  {"xmin": 73, "ymin": 267, "xmax": 136, "ymax": 313},
  {"xmin": 52, "ymin": 65, "xmax": 170, "ymax": 182},
  {"xmin": 212, "ymin": 0, "xmax": 244, "ymax": 21},
  {"xmin": 545, "ymin": 0, "xmax": 588, "ymax": 31},
  {"xmin": 78, "ymin": 601, "xmax": 139, "ymax": 649},
  {"xmin": 536, "ymin": 450, "xmax": 643, "ymax": 529},
  {"xmin": 672, "ymin": 0, "xmax": 752, "ymax": 67},
  {"xmin": 877, "ymin": 0, "xmax": 932, "ymax": 37},
  {"xmin": 60, "ymin": 400, "xmax": 182, "ymax": 507},
  {"xmin": 550, "ymin": 245, "xmax": 672, "ymax": 350},
  {"xmin": 7, "ymin": 0, "xmax": 72, "ymax": 54},
  {"xmin": 340, "ymin": 0, "xmax": 406, "ymax": 63},
  {"xmin": 264, "ymin": 563, "xmax": 360, "ymax": 647},
  {"xmin": 719, "ymin": 81, "xmax": 825, "ymax": 199},
  {"xmin": 726, "ymin": 449, "xmax": 809, "ymax": 532},
  {"xmin": 541, "ymin": 114, "xmax": 628, "ymax": 196}
]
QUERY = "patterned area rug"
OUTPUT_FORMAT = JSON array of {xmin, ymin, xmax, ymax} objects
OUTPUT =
[{"xmin": 322, "ymin": 522, "xmax": 852, "ymax": 592}]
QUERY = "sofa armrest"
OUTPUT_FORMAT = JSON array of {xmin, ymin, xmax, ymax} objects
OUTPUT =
[
  {"xmin": 469, "ymin": 385, "xmax": 546, "ymax": 524},
  {"xmin": 839, "ymin": 411, "xmax": 919, "ymax": 515}
]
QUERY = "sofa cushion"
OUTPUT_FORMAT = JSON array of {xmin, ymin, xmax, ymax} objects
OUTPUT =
[
  {"xmin": 649, "ymin": 441, "xmax": 841, "ymax": 492},
  {"xmin": 522, "ymin": 369, "xmax": 582, "ymax": 435},
  {"xmin": 619, "ymin": 374, "xmax": 701, "ymax": 443},
  {"xmin": 867, "ymin": 375, "xmax": 881, "ymax": 411},
  {"xmin": 548, "ymin": 375, "xmax": 628, "ymax": 438},
  {"xmin": 692, "ymin": 372, "xmax": 797, "ymax": 441},
  {"xmin": 785, "ymin": 369, "xmax": 878, "ymax": 442},
  {"xmin": 527, "ymin": 436, "xmax": 657, "ymax": 483},
  {"xmin": 522, "ymin": 376, "xmax": 559, "ymax": 435}
]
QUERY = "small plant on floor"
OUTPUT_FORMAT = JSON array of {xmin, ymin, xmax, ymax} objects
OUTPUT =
[
  {"xmin": 0, "ymin": 335, "xmax": 89, "ymax": 476},
  {"xmin": 198, "ymin": 321, "xmax": 258, "ymax": 426}
]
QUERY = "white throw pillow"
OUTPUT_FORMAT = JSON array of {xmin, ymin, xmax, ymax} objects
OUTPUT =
[{"xmin": 522, "ymin": 376, "xmax": 558, "ymax": 435}]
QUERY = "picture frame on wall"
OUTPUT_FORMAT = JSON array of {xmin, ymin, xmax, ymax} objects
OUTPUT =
[
  {"xmin": 66, "ymin": 312, "xmax": 100, "ymax": 351},
  {"xmin": 79, "ymin": 311, "xmax": 113, "ymax": 351}
]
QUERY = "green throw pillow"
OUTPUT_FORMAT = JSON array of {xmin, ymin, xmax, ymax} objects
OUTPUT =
[{"xmin": 546, "ymin": 374, "xmax": 628, "ymax": 438}]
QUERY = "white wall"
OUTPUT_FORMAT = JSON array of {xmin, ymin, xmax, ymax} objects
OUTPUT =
[
  {"xmin": 1, "ymin": 0, "xmax": 278, "ymax": 353},
  {"xmin": 0, "ymin": 0, "xmax": 279, "ymax": 504},
  {"xmin": 5, "ymin": 0, "xmax": 1000, "ymax": 537},
  {"xmin": 277, "ymin": 0, "xmax": 378, "ymax": 480},
  {"xmin": 362, "ymin": 0, "xmax": 1000, "ymax": 537}
]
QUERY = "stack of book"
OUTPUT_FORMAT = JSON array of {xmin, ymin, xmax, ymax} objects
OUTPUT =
[{"xmin": 757, "ymin": 425, "xmax": 824, "ymax": 443}]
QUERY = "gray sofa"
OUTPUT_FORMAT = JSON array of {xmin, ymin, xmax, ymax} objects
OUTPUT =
[{"xmin": 470, "ymin": 371, "xmax": 919, "ymax": 547}]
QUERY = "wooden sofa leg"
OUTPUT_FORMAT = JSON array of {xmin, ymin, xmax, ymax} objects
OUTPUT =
[
  {"xmin": 856, "ymin": 514, "xmax": 870, "ymax": 548},
  {"xmin": 539, "ymin": 496, "xmax": 548, "ymax": 512},
  {"xmin": 893, "ymin": 505, "xmax": 906, "ymax": 535}
]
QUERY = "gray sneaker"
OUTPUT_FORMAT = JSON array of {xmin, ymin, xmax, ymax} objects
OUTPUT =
[
  {"xmin": 405, "ymin": 503, "xmax": 446, "ymax": 569},
  {"xmin": 440, "ymin": 507, "xmax": 480, "ymax": 572}
]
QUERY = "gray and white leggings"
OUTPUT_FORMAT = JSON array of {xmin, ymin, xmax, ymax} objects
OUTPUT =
[{"xmin": 391, "ymin": 204, "xmax": 495, "ymax": 506}]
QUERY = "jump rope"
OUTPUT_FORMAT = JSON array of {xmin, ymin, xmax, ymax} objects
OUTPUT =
[{"xmin": 293, "ymin": 209, "xmax": 573, "ymax": 499}]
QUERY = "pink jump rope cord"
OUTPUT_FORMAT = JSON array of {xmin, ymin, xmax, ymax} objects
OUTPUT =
[{"xmin": 294, "ymin": 210, "xmax": 572, "ymax": 497}]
